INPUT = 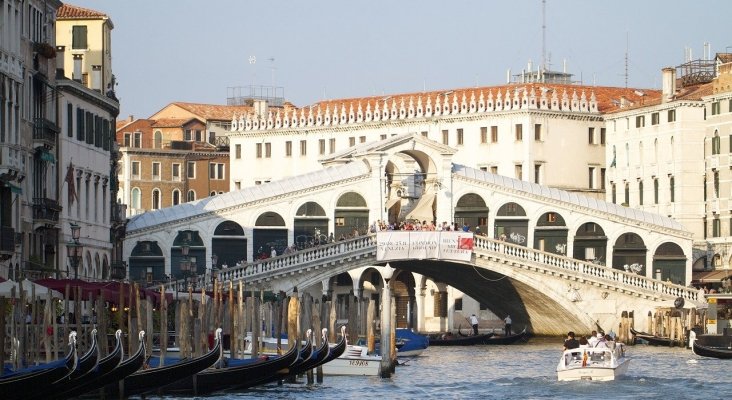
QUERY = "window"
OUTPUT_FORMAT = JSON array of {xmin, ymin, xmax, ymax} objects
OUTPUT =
[
  {"xmin": 667, "ymin": 109, "xmax": 676, "ymax": 122},
  {"xmin": 712, "ymin": 133, "xmax": 721, "ymax": 155},
  {"xmin": 712, "ymin": 101, "xmax": 721, "ymax": 116},
  {"xmin": 515, "ymin": 164, "xmax": 523, "ymax": 180},
  {"xmin": 638, "ymin": 180, "xmax": 644, "ymax": 205},
  {"xmin": 123, "ymin": 133, "xmax": 131, "ymax": 147},
  {"xmin": 713, "ymin": 218, "xmax": 721, "ymax": 237},
  {"xmin": 714, "ymin": 171, "xmax": 720, "ymax": 198},
  {"xmin": 442, "ymin": 130, "xmax": 448, "ymax": 145},
  {"xmin": 491, "ymin": 126, "xmax": 498, "ymax": 142},
  {"xmin": 72, "ymin": 25, "xmax": 87, "ymax": 49},
  {"xmin": 480, "ymin": 127, "xmax": 488, "ymax": 143},
  {"xmin": 152, "ymin": 162, "xmax": 160, "ymax": 180},
  {"xmin": 256, "ymin": 143, "xmax": 262, "ymax": 158},
  {"xmin": 172, "ymin": 163, "xmax": 181, "ymax": 181},
  {"xmin": 534, "ymin": 164, "xmax": 541, "ymax": 184},
  {"xmin": 490, "ymin": 166, "xmax": 498, "ymax": 174},
  {"xmin": 265, "ymin": 142, "xmax": 271, "ymax": 157},
  {"xmin": 654, "ymin": 178, "xmax": 660, "ymax": 203},
  {"xmin": 187, "ymin": 190, "xmax": 196, "ymax": 202},
  {"xmin": 515, "ymin": 124, "xmax": 523, "ymax": 141},
  {"xmin": 636, "ymin": 115, "xmax": 645, "ymax": 128},
  {"xmin": 589, "ymin": 167, "xmax": 596, "ymax": 189},
  {"xmin": 611, "ymin": 183, "xmax": 617, "ymax": 204},
  {"xmin": 420, "ymin": 131, "xmax": 428, "ymax": 138},
  {"xmin": 380, "ymin": 134, "xmax": 387, "ymax": 140},
  {"xmin": 651, "ymin": 112, "xmax": 659, "ymax": 125},
  {"xmin": 319, "ymin": 139, "xmax": 325, "ymax": 155},
  {"xmin": 76, "ymin": 107, "xmax": 85, "ymax": 141},
  {"xmin": 131, "ymin": 188, "xmax": 141, "ymax": 209},
  {"xmin": 154, "ymin": 130, "xmax": 162, "ymax": 148},
  {"xmin": 172, "ymin": 189, "xmax": 180, "ymax": 206},
  {"xmin": 329, "ymin": 138, "xmax": 335, "ymax": 153},
  {"xmin": 66, "ymin": 103, "xmax": 73, "ymax": 137},
  {"xmin": 349, "ymin": 137, "xmax": 355, "ymax": 147},
  {"xmin": 588, "ymin": 127, "xmax": 595, "ymax": 144},
  {"xmin": 184, "ymin": 129, "xmax": 193, "ymax": 141},
  {"xmin": 235, "ymin": 144, "xmax": 241, "ymax": 159},
  {"xmin": 209, "ymin": 163, "xmax": 225, "ymax": 180},
  {"xmin": 300, "ymin": 140, "xmax": 307, "ymax": 156},
  {"xmin": 360, "ymin": 136, "xmax": 367, "ymax": 143},
  {"xmin": 187, "ymin": 161, "xmax": 196, "ymax": 179},
  {"xmin": 133, "ymin": 131, "xmax": 141, "ymax": 148},
  {"xmin": 152, "ymin": 189, "xmax": 161, "ymax": 210},
  {"xmin": 600, "ymin": 128, "xmax": 606, "ymax": 145},
  {"xmin": 534, "ymin": 124, "xmax": 542, "ymax": 141},
  {"xmin": 600, "ymin": 168, "xmax": 606, "ymax": 190},
  {"xmin": 234, "ymin": 181, "xmax": 241, "ymax": 190},
  {"xmin": 335, "ymin": 217, "xmax": 345, "ymax": 226},
  {"xmin": 624, "ymin": 182, "xmax": 630, "ymax": 205},
  {"xmin": 669, "ymin": 176, "xmax": 675, "ymax": 202},
  {"xmin": 285, "ymin": 141, "xmax": 292, "ymax": 156},
  {"xmin": 131, "ymin": 161, "xmax": 140, "ymax": 179}
]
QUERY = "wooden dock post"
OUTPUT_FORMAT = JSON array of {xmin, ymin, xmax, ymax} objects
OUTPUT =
[{"xmin": 379, "ymin": 282, "xmax": 392, "ymax": 378}]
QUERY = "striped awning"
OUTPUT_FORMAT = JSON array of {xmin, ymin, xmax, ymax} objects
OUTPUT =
[{"xmin": 692, "ymin": 269, "xmax": 731, "ymax": 283}]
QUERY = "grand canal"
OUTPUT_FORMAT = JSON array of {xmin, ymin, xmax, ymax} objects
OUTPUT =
[{"xmin": 150, "ymin": 337, "xmax": 727, "ymax": 399}]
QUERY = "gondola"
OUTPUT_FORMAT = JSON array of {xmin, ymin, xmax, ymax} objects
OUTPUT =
[
  {"xmin": 0, "ymin": 332, "xmax": 78, "ymax": 400},
  {"xmin": 54, "ymin": 330, "xmax": 124, "ymax": 400},
  {"xmin": 75, "ymin": 330, "xmax": 147, "ymax": 398},
  {"xmin": 481, "ymin": 328, "xmax": 530, "ymax": 345},
  {"xmin": 630, "ymin": 327, "xmax": 680, "ymax": 347},
  {"xmin": 232, "ymin": 334, "xmax": 314, "ymax": 390},
  {"xmin": 162, "ymin": 332, "xmax": 301, "ymax": 396},
  {"xmin": 26, "ymin": 329, "xmax": 100, "ymax": 400},
  {"xmin": 288, "ymin": 329, "xmax": 331, "ymax": 375},
  {"xmin": 320, "ymin": 326, "xmax": 348, "ymax": 365},
  {"xmin": 114, "ymin": 328, "xmax": 222, "ymax": 397},
  {"xmin": 692, "ymin": 339, "xmax": 732, "ymax": 359},
  {"xmin": 429, "ymin": 328, "xmax": 495, "ymax": 346}
]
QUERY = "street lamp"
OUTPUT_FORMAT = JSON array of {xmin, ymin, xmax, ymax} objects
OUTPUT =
[
  {"xmin": 180, "ymin": 240, "xmax": 191, "ymax": 290},
  {"xmin": 66, "ymin": 223, "xmax": 83, "ymax": 279}
]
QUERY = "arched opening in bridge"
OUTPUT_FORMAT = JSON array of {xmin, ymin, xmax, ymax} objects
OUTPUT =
[
  {"xmin": 454, "ymin": 193, "xmax": 488, "ymax": 234},
  {"xmin": 534, "ymin": 211, "xmax": 568, "ymax": 255},
  {"xmin": 172, "ymin": 230, "xmax": 206, "ymax": 277},
  {"xmin": 294, "ymin": 201, "xmax": 329, "ymax": 249},
  {"xmin": 253, "ymin": 212, "xmax": 287, "ymax": 258},
  {"xmin": 392, "ymin": 270, "xmax": 417, "ymax": 329},
  {"xmin": 129, "ymin": 241, "xmax": 164, "ymax": 283},
  {"xmin": 573, "ymin": 222, "xmax": 607, "ymax": 264},
  {"xmin": 653, "ymin": 242, "xmax": 687, "ymax": 284},
  {"xmin": 494, "ymin": 202, "xmax": 528, "ymax": 245},
  {"xmin": 612, "ymin": 232, "xmax": 647, "ymax": 275},
  {"xmin": 334, "ymin": 192, "xmax": 368, "ymax": 239},
  {"xmin": 383, "ymin": 145, "xmax": 440, "ymax": 225},
  {"xmin": 212, "ymin": 220, "xmax": 246, "ymax": 267}
]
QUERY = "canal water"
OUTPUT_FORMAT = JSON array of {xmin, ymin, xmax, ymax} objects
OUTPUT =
[{"xmin": 152, "ymin": 337, "xmax": 728, "ymax": 399}]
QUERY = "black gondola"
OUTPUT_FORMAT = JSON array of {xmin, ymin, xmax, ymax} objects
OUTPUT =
[
  {"xmin": 27, "ymin": 328, "xmax": 100, "ymax": 400},
  {"xmin": 54, "ymin": 330, "xmax": 124, "ymax": 400},
  {"xmin": 429, "ymin": 330, "xmax": 495, "ymax": 346},
  {"xmin": 481, "ymin": 328, "xmax": 530, "ymax": 345},
  {"xmin": 0, "ymin": 332, "xmax": 78, "ymax": 400},
  {"xmin": 692, "ymin": 340, "xmax": 732, "ymax": 359},
  {"xmin": 77, "ymin": 330, "xmax": 147, "ymax": 398},
  {"xmin": 232, "ymin": 334, "xmax": 314, "ymax": 390},
  {"xmin": 630, "ymin": 327, "xmax": 680, "ymax": 346},
  {"xmin": 114, "ymin": 328, "xmax": 222, "ymax": 397},
  {"xmin": 319, "ymin": 326, "xmax": 348, "ymax": 365},
  {"xmin": 163, "ymin": 332, "xmax": 302, "ymax": 396},
  {"xmin": 288, "ymin": 329, "xmax": 331, "ymax": 375}
]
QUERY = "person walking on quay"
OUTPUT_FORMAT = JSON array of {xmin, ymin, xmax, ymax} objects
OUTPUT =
[
  {"xmin": 469, "ymin": 313, "xmax": 479, "ymax": 335},
  {"xmin": 503, "ymin": 314, "xmax": 512, "ymax": 336}
]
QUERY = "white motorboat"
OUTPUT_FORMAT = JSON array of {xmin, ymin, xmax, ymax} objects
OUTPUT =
[
  {"xmin": 321, "ymin": 344, "xmax": 381, "ymax": 376},
  {"xmin": 556, "ymin": 344, "xmax": 629, "ymax": 381}
]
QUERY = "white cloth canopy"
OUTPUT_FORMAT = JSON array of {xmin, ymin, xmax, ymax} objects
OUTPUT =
[{"xmin": 0, "ymin": 279, "xmax": 63, "ymax": 301}]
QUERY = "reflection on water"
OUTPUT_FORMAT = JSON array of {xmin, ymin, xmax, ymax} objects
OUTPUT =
[{"xmin": 154, "ymin": 337, "xmax": 728, "ymax": 400}]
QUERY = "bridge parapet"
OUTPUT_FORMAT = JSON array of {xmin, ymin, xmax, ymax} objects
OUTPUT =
[{"xmin": 473, "ymin": 235, "xmax": 701, "ymax": 303}]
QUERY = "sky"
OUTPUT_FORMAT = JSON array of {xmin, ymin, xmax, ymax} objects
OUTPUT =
[{"xmin": 67, "ymin": 0, "xmax": 732, "ymax": 120}]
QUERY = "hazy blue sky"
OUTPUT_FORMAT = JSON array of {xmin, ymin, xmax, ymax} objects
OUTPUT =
[{"xmin": 68, "ymin": 0, "xmax": 732, "ymax": 120}]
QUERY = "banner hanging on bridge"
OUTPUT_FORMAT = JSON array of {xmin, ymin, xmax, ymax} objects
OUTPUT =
[{"xmin": 376, "ymin": 231, "xmax": 473, "ymax": 262}]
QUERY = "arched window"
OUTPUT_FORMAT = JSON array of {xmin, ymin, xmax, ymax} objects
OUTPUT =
[
  {"xmin": 152, "ymin": 189, "xmax": 161, "ymax": 210},
  {"xmin": 131, "ymin": 187, "xmax": 141, "ymax": 209},
  {"xmin": 713, "ymin": 130, "xmax": 721, "ymax": 155},
  {"xmin": 669, "ymin": 176, "xmax": 675, "ymax": 203},
  {"xmin": 154, "ymin": 130, "xmax": 162, "ymax": 149},
  {"xmin": 638, "ymin": 180, "xmax": 644, "ymax": 206},
  {"xmin": 172, "ymin": 189, "xmax": 180, "ymax": 206},
  {"xmin": 187, "ymin": 190, "xmax": 196, "ymax": 202}
]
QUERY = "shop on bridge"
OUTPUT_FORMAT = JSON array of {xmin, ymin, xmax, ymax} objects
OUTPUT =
[
  {"xmin": 294, "ymin": 202, "xmax": 329, "ymax": 249},
  {"xmin": 453, "ymin": 193, "xmax": 488, "ymax": 234},
  {"xmin": 533, "ymin": 211, "xmax": 568, "ymax": 255},
  {"xmin": 212, "ymin": 220, "xmax": 247, "ymax": 268},
  {"xmin": 572, "ymin": 222, "xmax": 607, "ymax": 264},
  {"xmin": 494, "ymin": 202, "xmax": 528, "ymax": 246}
]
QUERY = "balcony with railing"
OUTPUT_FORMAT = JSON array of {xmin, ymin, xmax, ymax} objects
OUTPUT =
[
  {"xmin": 33, "ymin": 117, "xmax": 60, "ymax": 150},
  {"xmin": 0, "ymin": 226, "xmax": 14, "ymax": 260},
  {"xmin": 32, "ymin": 197, "xmax": 62, "ymax": 225}
]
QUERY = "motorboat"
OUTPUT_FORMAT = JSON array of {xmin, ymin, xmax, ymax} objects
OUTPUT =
[
  {"xmin": 556, "ymin": 344, "xmax": 629, "ymax": 381},
  {"xmin": 321, "ymin": 344, "xmax": 381, "ymax": 376}
]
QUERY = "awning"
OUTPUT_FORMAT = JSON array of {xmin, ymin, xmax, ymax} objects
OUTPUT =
[
  {"xmin": 692, "ymin": 269, "xmax": 731, "ymax": 283},
  {"xmin": 8, "ymin": 183, "xmax": 22, "ymax": 194},
  {"xmin": 385, "ymin": 197, "xmax": 401, "ymax": 210},
  {"xmin": 37, "ymin": 149, "xmax": 56, "ymax": 163},
  {"xmin": 405, "ymin": 193, "xmax": 436, "ymax": 223}
]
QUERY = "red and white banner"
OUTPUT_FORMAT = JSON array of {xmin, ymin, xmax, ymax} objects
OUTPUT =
[{"xmin": 376, "ymin": 231, "xmax": 473, "ymax": 262}]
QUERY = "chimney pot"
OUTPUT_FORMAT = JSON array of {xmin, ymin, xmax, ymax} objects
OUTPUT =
[
  {"xmin": 72, "ymin": 54, "xmax": 83, "ymax": 82},
  {"xmin": 662, "ymin": 67, "xmax": 676, "ymax": 103},
  {"xmin": 55, "ymin": 46, "xmax": 65, "ymax": 79}
]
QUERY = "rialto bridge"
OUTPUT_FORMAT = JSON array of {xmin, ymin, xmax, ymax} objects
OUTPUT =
[{"xmin": 124, "ymin": 133, "xmax": 701, "ymax": 335}]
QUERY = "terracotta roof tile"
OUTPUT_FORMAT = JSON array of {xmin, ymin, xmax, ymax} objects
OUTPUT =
[
  {"xmin": 151, "ymin": 118, "xmax": 199, "ymax": 128},
  {"xmin": 170, "ymin": 102, "xmax": 256, "ymax": 121},
  {"xmin": 57, "ymin": 4, "xmax": 108, "ymax": 19}
]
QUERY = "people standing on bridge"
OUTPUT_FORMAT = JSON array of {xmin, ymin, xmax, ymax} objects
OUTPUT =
[
  {"xmin": 563, "ymin": 331, "xmax": 579, "ymax": 350},
  {"xmin": 503, "ymin": 315, "xmax": 512, "ymax": 336},
  {"xmin": 469, "ymin": 314, "xmax": 479, "ymax": 335}
]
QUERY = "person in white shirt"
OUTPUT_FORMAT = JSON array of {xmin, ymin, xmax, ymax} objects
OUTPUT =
[
  {"xmin": 469, "ymin": 314, "xmax": 479, "ymax": 335},
  {"xmin": 503, "ymin": 315, "xmax": 512, "ymax": 336}
]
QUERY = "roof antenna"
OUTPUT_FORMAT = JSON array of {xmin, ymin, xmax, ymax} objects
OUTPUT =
[
  {"xmin": 541, "ymin": 0, "xmax": 546, "ymax": 72},
  {"xmin": 624, "ymin": 32, "xmax": 629, "ymax": 89}
]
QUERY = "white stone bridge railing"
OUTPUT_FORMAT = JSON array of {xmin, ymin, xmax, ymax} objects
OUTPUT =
[
  {"xmin": 159, "ymin": 233, "xmax": 701, "ymax": 305},
  {"xmin": 472, "ymin": 235, "xmax": 702, "ymax": 303}
]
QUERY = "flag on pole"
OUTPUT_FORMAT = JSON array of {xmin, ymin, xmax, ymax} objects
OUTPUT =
[{"xmin": 65, "ymin": 162, "xmax": 77, "ymax": 205}]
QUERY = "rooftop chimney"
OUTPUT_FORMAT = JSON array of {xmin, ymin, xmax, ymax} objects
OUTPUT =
[
  {"xmin": 662, "ymin": 67, "xmax": 676, "ymax": 103},
  {"xmin": 92, "ymin": 65, "xmax": 101, "ymax": 91},
  {"xmin": 55, "ymin": 46, "xmax": 65, "ymax": 79},
  {"xmin": 72, "ymin": 54, "xmax": 83, "ymax": 82}
]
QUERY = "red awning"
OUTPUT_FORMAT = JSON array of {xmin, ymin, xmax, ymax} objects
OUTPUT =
[
  {"xmin": 692, "ymin": 270, "xmax": 731, "ymax": 283},
  {"xmin": 33, "ymin": 279, "xmax": 171, "ymax": 306}
]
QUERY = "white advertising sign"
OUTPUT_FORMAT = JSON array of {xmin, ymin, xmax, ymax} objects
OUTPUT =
[{"xmin": 376, "ymin": 231, "xmax": 474, "ymax": 262}]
